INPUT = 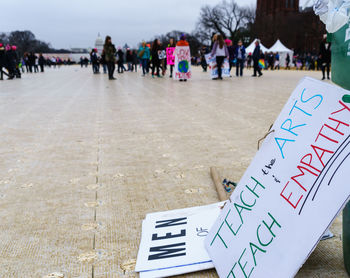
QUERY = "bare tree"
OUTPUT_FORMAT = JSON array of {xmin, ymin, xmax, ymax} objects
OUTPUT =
[{"xmin": 196, "ymin": 0, "xmax": 255, "ymax": 43}]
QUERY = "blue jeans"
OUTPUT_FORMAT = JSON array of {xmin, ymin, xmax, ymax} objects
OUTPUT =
[
  {"xmin": 236, "ymin": 59, "xmax": 244, "ymax": 76},
  {"xmin": 141, "ymin": 59, "xmax": 148, "ymax": 75}
]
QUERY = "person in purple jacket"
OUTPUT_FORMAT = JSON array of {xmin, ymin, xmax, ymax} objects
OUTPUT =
[{"xmin": 210, "ymin": 34, "xmax": 229, "ymax": 80}]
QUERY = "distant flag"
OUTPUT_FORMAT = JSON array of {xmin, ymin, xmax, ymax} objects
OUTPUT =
[{"xmin": 259, "ymin": 59, "xmax": 265, "ymax": 69}]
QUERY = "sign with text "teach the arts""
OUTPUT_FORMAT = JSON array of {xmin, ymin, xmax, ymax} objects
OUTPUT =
[
  {"xmin": 205, "ymin": 77, "xmax": 350, "ymax": 278},
  {"xmin": 135, "ymin": 202, "xmax": 224, "ymax": 277}
]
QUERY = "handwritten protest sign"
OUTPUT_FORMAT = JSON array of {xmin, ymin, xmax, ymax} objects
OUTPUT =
[
  {"xmin": 205, "ymin": 77, "xmax": 350, "ymax": 278},
  {"xmin": 205, "ymin": 54, "xmax": 230, "ymax": 79},
  {"xmin": 174, "ymin": 46, "xmax": 191, "ymax": 80},
  {"xmin": 166, "ymin": 47, "xmax": 175, "ymax": 65},
  {"xmin": 135, "ymin": 202, "xmax": 224, "ymax": 277}
]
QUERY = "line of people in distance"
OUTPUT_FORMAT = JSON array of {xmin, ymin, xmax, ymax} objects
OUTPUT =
[
  {"xmin": 0, "ymin": 43, "xmax": 69, "ymax": 81},
  {"xmin": 89, "ymin": 47, "xmax": 139, "ymax": 75}
]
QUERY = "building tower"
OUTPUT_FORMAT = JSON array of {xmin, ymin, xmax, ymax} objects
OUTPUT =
[{"xmin": 95, "ymin": 33, "xmax": 104, "ymax": 54}]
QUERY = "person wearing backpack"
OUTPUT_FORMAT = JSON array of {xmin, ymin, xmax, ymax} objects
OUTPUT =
[{"xmin": 138, "ymin": 41, "xmax": 150, "ymax": 76}]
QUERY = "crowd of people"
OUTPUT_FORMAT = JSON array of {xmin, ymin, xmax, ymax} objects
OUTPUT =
[
  {"xmin": 1, "ymin": 34, "xmax": 332, "ymax": 82},
  {"xmin": 100, "ymin": 35, "xmax": 191, "ymax": 80},
  {"xmin": 95, "ymin": 33, "xmax": 331, "ymax": 82},
  {"xmin": 0, "ymin": 43, "xmax": 75, "ymax": 81}
]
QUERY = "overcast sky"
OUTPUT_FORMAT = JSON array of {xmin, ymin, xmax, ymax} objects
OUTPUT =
[{"xmin": 2, "ymin": 0, "xmax": 309, "ymax": 49}]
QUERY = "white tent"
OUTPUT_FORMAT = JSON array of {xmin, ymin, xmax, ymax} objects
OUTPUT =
[
  {"xmin": 268, "ymin": 39, "xmax": 294, "ymax": 67},
  {"xmin": 245, "ymin": 39, "xmax": 269, "ymax": 54}
]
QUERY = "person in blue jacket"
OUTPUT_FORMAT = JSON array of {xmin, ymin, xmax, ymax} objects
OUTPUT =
[
  {"xmin": 235, "ymin": 39, "xmax": 246, "ymax": 77},
  {"xmin": 138, "ymin": 41, "xmax": 150, "ymax": 76}
]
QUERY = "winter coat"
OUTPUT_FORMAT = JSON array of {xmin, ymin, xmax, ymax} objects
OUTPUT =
[
  {"xmin": 151, "ymin": 45, "xmax": 161, "ymax": 62},
  {"xmin": 210, "ymin": 42, "xmax": 229, "ymax": 57},
  {"xmin": 138, "ymin": 46, "xmax": 150, "ymax": 59},
  {"xmin": 252, "ymin": 45, "xmax": 261, "ymax": 62},
  {"xmin": 104, "ymin": 43, "xmax": 116, "ymax": 63},
  {"xmin": 227, "ymin": 45, "xmax": 235, "ymax": 61},
  {"xmin": 234, "ymin": 45, "xmax": 246, "ymax": 60},
  {"xmin": 117, "ymin": 50, "xmax": 124, "ymax": 63},
  {"xmin": 28, "ymin": 54, "xmax": 36, "ymax": 65},
  {"xmin": 39, "ymin": 55, "xmax": 45, "ymax": 66},
  {"xmin": 0, "ymin": 47, "xmax": 6, "ymax": 67},
  {"xmin": 319, "ymin": 41, "xmax": 331, "ymax": 63}
]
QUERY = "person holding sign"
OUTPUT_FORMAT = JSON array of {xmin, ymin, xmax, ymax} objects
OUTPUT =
[
  {"xmin": 167, "ymin": 38, "xmax": 176, "ymax": 78},
  {"xmin": 210, "ymin": 34, "xmax": 229, "ymax": 80},
  {"xmin": 174, "ymin": 34, "xmax": 191, "ymax": 82}
]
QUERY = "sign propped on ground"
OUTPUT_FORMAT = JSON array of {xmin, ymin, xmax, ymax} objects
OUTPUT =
[
  {"xmin": 135, "ymin": 202, "xmax": 224, "ymax": 277},
  {"xmin": 205, "ymin": 77, "xmax": 350, "ymax": 278}
]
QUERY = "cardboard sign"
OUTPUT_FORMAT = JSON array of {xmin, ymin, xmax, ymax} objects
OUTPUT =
[
  {"xmin": 158, "ymin": 50, "xmax": 166, "ymax": 60},
  {"xmin": 205, "ymin": 54, "xmax": 230, "ymax": 79},
  {"xmin": 174, "ymin": 46, "xmax": 191, "ymax": 80},
  {"xmin": 135, "ymin": 202, "xmax": 225, "ymax": 277},
  {"xmin": 166, "ymin": 47, "xmax": 175, "ymax": 65},
  {"xmin": 205, "ymin": 77, "xmax": 350, "ymax": 278}
]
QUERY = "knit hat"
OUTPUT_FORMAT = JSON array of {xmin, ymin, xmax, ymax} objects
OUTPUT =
[
  {"xmin": 5, "ymin": 44, "xmax": 11, "ymax": 51},
  {"xmin": 180, "ymin": 34, "xmax": 186, "ymax": 40},
  {"xmin": 225, "ymin": 39, "xmax": 232, "ymax": 45},
  {"xmin": 11, "ymin": 45, "xmax": 17, "ymax": 50}
]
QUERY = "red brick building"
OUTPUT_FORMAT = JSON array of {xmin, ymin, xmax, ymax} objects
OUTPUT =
[{"xmin": 254, "ymin": 0, "xmax": 326, "ymax": 53}]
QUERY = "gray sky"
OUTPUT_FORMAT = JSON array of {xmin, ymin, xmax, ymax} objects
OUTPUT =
[{"xmin": 2, "ymin": 0, "xmax": 308, "ymax": 49}]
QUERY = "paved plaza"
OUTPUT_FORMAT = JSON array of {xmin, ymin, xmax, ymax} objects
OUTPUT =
[{"xmin": 0, "ymin": 66, "xmax": 347, "ymax": 277}]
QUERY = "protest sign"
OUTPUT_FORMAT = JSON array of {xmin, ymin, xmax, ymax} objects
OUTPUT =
[
  {"xmin": 174, "ymin": 46, "xmax": 191, "ymax": 80},
  {"xmin": 205, "ymin": 54, "xmax": 230, "ymax": 79},
  {"xmin": 166, "ymin": 47, "xmax": 175, "ymax": 65},
  {"xmin": 205, "ymin": 77, "xmax": 350, "ymax": 278},
  {"xmin": 158, "ymin": 50, "xmax": 166, "ymax": 60},
  {"xmin": 135, "ymin": 202, "xmax": 224, "ymax": 277}
]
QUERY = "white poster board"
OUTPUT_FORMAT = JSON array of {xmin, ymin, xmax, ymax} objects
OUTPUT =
[
  {"xmin": 205, "ymin": 54, "xmax": 230, "ymax": 79},
  {"xmin": 135, "ymin": 202, "xmax": 225, "ymax": 277},
  {"xmin": 205, "ymin": 77, "xmax": 350, "ymax": 278},
  {"xmin": 173, "ymin": 46, "xmax": 192, "ymax": 80}
]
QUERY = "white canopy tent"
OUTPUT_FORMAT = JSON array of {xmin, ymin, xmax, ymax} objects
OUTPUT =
[
  {"xmin": 268, "ymin": 39, "xmax": 294, "ymax": 67},
  {"xmin": 245, "ymin": 39, "xmax": 269, "ymax": 54}
]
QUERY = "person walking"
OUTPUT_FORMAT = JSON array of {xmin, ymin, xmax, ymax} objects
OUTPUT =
[
  {"xmin": 138, "ymin": 41, "xmax": 150, "ymax": 76},
  {"xmin": 319, "ymin": 34, "xmax": 331, "ymax": 80},
  {"xmin": 226, "ymin": 39, "xmax": 235, "ymax": 76},
  {"xmin": 39, "ymin": 53, "xmax": 45, "ymax": 72},
  {"xmin": 117, "ymin": 48, "xmax": 125, "ymax": 73},
  {"xmin": 286, "ymin": 53, "xmax": 291, "ymax": 69},
  {"xmin": 235, "ymin": 39, "xmax": 246, "ymax": 77},
  {"xmin": 90, "ymin": 49, "xmax": 99, "ymax": 74},
  {"xmin": 210, "ymin": 34, "xmax": 229, "ymax": 80},
  {"xmin": 132, "ymin": 50, "xmax": 138, "ymax": 72},
  {"xmin": 28, "ymin": 52, "xmax": 36, "ymax": 73},
  {"xmin": 101, "ymin": 50, "xmax": 107, "ymax": 74},
  {"xmin": 34, "ymin": 54, "xmax": 39, "ymax": 73},
  {"xmin": 151, "ymin": 39, "xmax": 161, "ymax": 78},
  {"xmin": 126, "ymin": 49, "xmax": 133, "ymax": 71},
  {"xmin": 103, "ymin": 35, "xmax": 116, "ymax": 80},
  {"xmin": 252, "ymin": 40, "xmax": 263, "ymax": 77}
]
